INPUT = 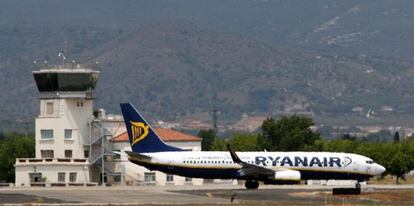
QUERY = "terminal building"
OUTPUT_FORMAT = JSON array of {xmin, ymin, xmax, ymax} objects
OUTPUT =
[{"xmin": 14, "ymin": 62, "xmax": 204, "ymax": 186}]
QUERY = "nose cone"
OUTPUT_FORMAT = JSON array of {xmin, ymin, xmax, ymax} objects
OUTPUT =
[{"xmin": 375, "ymin": 164, "xmax": 386, "ymax": 175}]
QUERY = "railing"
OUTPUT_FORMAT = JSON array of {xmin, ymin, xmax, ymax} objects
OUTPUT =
[
  {"xmin": 88, "ymin": 120, "xmax": 113, "ymax": 145},
  {"xmin": 29, "ymin": 182, "xmax": 99, "ymax": 187},
  {"xmin": 89, "ymin": 148, "xmax": 114, "ymax": 165},
  {"xmin": 88, "ymin": 119, "xmax": 114, "ymax": 165},
  {"xmin": 0, "ymin": 183, "xmax": 13, "ymax": 187},
  {"xmin": 16, "ymin": 158, "xmax": 89, "ymax": 165}
]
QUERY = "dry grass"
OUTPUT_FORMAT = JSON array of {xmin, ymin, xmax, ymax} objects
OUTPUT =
[{"xmin": 369, "ymin": 175, "xmax": 414, "ymax": 184}]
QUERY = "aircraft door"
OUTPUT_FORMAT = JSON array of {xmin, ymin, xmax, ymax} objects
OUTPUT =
[{"xmin": 366, "ymin": 161, "xmax": 372, "ymax": 174}]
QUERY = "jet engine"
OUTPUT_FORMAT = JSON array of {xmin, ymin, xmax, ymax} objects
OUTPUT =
[
  {"xmin": 275, "ymin": 170, "xmax": 301, "ymax": 181},
  {"xmin": 265, "ymin": 170, "xmax": 301, "ymax": 185}
]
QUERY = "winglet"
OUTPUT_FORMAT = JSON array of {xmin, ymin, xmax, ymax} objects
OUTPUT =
[{"xmin": 227, "ymin": 144, "xmax": 242, "ymax": 164}]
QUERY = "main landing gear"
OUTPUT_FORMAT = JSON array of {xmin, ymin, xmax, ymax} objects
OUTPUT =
[
  {"xmin": 332, "ymin": 181, "xmax": 362, "ymax": 195},
  {"xmin": 245, "ymin": 180, "xmax": 259, "ymax": 189}
]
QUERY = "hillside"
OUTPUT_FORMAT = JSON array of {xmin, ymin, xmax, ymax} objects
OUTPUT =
[
  {"xmin": 91, "ymin": 22, "xmax": 414, "ymax": 122},
  {"xmin": 2, "ymin": 0, "xmax": 414, "ymax": 60},
  {"xmin": 1, "ymin": 1, "xmax": 414, "ymax": 130},
  {"xmin": 0, "ymin": 24, "xmax": 119, "ymax": 130},
  {"xmin": 1, "ymin": 21, "xmax": 414, "ymax": 130}
]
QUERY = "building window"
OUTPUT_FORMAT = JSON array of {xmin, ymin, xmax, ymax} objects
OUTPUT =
[
  {"xmin": 185, "ymin": 177, "xmax": 192, "ymax": 182},
  {"xmin": 144, "ymin": 172, "xmax": 156, "ymax": 184},
  {"xmin": 84, "ymin": 150, "xmax": 89, "ymax": 158},
  {"xmin": 65, "ymin": 150, "xmax": 72, "ymax": 158},
  {"xmin": 40, "ymin": 129, "xmax": 53, "ymax": 140},
  {"xmin": 69, "ymin": 172, "xmax": 77, "ymax": 182},
  {"xmin": 29, "ymin": 172, "xmax": 43, "ymax": 183},
  {"xmin": 77, "ymin": 102, "xmax": 84, "ymax": 107},
  {"xmin": 166, "ymin": 174, "xmax": 174, "ymax": 182},
  {"xmin": 41, "ymin": 150, "xmax": 54, "ymax": 158},
  {"xmin": 46, "ymin": 102, "xmax": 53, "ymax": 114},
  {"xmin": 64, "ymin": 129, "xmax": 72, "ymax": 140},
  {"xmin": 58, "ymin": 172, "xmax": 65, "ymax": 182}
]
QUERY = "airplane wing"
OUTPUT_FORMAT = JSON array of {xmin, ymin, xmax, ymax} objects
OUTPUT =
[{"xmin": 227, "ymin": 144, "xmax": 275, "ymax": 177}]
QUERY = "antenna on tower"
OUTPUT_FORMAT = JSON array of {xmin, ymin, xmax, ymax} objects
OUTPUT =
[
  {"xmin": 64, "ymin": 41, "xmax": 68, "ymax": 57},
  {"xmin": 58, "ymin": 52, "xmax": 66, "ymax": 67}
]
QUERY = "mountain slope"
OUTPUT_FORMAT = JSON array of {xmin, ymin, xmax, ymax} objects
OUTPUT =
[
  {"xmin": 91, "ymin": 22, "xmax": 414, "ymax": 122},
  {"xmin": 1, "ymin": 21, "xmax": 414, "ymax": 130}
]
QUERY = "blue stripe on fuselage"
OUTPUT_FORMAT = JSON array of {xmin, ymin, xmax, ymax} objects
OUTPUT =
[
  {"xmin": 129, "ymin": 159, "xmax": 372, "ymax": 181},
  {"xmin": 131, "ymin": 159, "xmax": 241, "ymax": 179}
]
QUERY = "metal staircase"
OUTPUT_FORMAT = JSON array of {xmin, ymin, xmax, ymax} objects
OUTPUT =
[{"xmin": 87, "ymin": 119, "xmax": 118, "ymax": 185}]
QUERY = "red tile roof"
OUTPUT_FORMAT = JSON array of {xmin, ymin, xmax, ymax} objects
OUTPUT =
[{"xmin": 111, "ymin": 128, "xmax": 202, "ymax": 142}]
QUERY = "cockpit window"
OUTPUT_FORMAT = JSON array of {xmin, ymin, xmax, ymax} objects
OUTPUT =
[{"xmin": 366, "ymin": 160, "xmax": 374, "ymax": 164}]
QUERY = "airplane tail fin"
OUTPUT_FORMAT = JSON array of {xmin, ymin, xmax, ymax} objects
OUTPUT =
[{"xmin": 120, "ymin": 103, "xmax": 182, "ymax": 153}]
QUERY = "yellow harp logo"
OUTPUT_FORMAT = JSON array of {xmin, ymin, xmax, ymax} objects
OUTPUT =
[{"xmin": 130, "ymin": 121, "xmax": 150, "ymax": 145}]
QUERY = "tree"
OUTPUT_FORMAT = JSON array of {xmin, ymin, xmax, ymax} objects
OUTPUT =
[
  {"xmin": 0, "ymin": 132, "xmax": 35, "ymax": 182},
  {"xmin": 211, "ymin": 138, "xmax": 227, "ymax": 151},
  {"xmin": 228, "ymin": 133, "xmax": 259, "ymax": 151},
  {"xmin": 355, "ymin": 141, "xmax": 414, "ymax": 184},
  {"xmin": 386, "ymin": 148, "xmax": 413, "ymax": 184},
  {"xmin": 258, "ymin": 115, "xmax": 321, "ymax": 151},
  {"xmin": 323, "ymin": 139, "xmax": 359, "ymax": 153},
  {"xmin": 211, "ymin": 133, "xmax": 260, "ymax": 151},
  {"xmin": 394, "ymin": 131, "xmax": 400, "ymax": 143},
  {"xmin": 198, "ymin": 129, "xmax": 216, "ymax": 151}
]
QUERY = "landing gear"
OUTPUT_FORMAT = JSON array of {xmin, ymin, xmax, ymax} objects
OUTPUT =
[
  {"xmin": 245, "ymin": 181, "xmax": 259, "ymax": 189},
  {"xmin": 331, "ymin": 181, "xmax": 363, "ymax": 195}
]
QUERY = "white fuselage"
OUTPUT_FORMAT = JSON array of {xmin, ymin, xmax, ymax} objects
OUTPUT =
[{"xmin": 131, "ymin": 151, "xmax": 385, "ymax": 181}]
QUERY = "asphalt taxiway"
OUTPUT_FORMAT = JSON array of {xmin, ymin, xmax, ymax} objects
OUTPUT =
[{"xmin": 1, "ymin": 184, "xmax": 414, "ymax": 205}]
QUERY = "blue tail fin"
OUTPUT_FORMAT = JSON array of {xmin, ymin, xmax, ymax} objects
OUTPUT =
[{"xmin": 120, "ymin": 103, "xmax": 182, "ymax": 153}]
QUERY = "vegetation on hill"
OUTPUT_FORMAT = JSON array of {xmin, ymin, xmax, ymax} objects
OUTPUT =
[{"xmin": 1, "ymin": 1, "xmax": 414, "ymax": 130}]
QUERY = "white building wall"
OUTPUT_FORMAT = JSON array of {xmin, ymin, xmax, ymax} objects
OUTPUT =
[
  {"xmin": 36, "ymin": 99, "xmax": 93, "ymax": 159},
  {"xmin": 16, "ymin": 97, "xmax": 94, "ymax": 187},
  {"xmin": 15, "ymin": 162, "xmax": 90, "ymax": 187}
]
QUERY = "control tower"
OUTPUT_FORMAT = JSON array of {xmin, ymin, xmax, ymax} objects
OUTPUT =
[
  {"xmin": 15, "ymin": 60, "xmax": 100, "ymax": 186},
  {"xmin": 32, "ymin": 65, "xmax": 99, "ymax": 159}
]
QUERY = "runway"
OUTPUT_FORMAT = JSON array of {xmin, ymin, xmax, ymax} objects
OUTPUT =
[{"xmin": 1, "ymin": 184, "xmax": 414, "ymax": 205}]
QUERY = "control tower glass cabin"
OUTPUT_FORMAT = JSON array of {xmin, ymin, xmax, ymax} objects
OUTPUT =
[{"xmin": 33, "ymin": 66, "xmax": 100, "ymax": 99}]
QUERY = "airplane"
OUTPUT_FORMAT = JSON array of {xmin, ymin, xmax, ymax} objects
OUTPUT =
[{"xmin": 120, "ymin": 103, "xmax": 386, "ymax": 189}]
